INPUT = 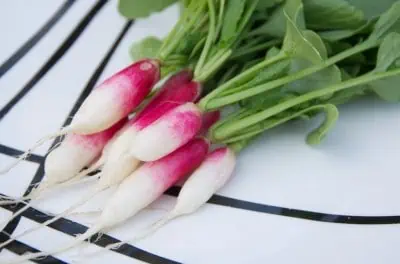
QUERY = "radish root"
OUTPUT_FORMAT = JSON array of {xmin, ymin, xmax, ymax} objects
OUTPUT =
[
  {"xmin": 0, "ymin": 188, "xmax": 103, "ymax": 249},
  {"xmin": 0, "ymin": 128, "xmax": 69, "ymax": 175},
  {"xmin": 6, "ymin": 225, "xmax": 102, "ymax": 264}
]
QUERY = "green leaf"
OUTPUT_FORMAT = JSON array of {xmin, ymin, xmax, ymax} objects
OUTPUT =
[
  {"xmin": 256, "ymin": 0, "xmax": 284, "ymax": 11},
  {"xmin": 251, "ymin": 0, "xmax": 305, "ymax": 38},
  {"xmin": 327, "ymin": 41, "xmax": 367, "ymax": 64},
  {"xmin": 306, "ymin": 104, "xmax": 339, "ymax": 145},
  {"xmin": 285, "ymin": 59, "xmax": 342, "ymax": 94},
  {"xmin": 374, "ymin": 32, "xmax": 400, "ymax": 72},
  {"xmin": 346, "ymin": 0, "xmax": 399, "ymax": 19},
  {"xmin": 325, "ymin": 70, "xmax": 366, "ymax": 105},
  {"xmin": 129, "ymin": 36, "xmax": 162, "ymax": 61},
  {"xmin": 318, "ymin": 20, "xmax": 374, "ymax": 41},
  {"xmin": 303, "ymin": 0, "xmax": 365, "ymax": 30},
  {"xmin": 220, "ymin": 0, "xmax": 246, "ymax": 43},
  {"xmin": 284, "ymin": 30, "xmax": 343, "ymax": 94},
  {"xmin": 175, "ymin": 31, "xmax": 203, "ymax": 55},
  {"xmin": 282, "ymin": 8, "xmax": 323, "ymax": 63},
  {"xmin": 369, "ymin": 74, "xmax": 400, "ymax": 102},
  {"xmin": 215, "ymin": 104, "xmax": 339, "ymax": 145},
  {"xmin": 369, "ymin": 1, "xmax": 400, "ymax": 41},
  {"xmin": 368, "ymin": 32, "xmax": 400, "ymax": 101},
  {"xmin": 118, "ymin": 0, "xmax": 177, "ymax": 19}
]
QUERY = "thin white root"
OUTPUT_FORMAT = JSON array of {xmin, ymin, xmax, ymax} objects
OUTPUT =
[
  {"xmin": 72, "ymin": 159, "xmax": 104, "ymax": 182},
  {"xmin": 0, "ymin": 129, "xmax": 68, "ymax": 175},
  {"xmin": 69, "ymin": 209, "xmax": 101, "ymax": 217},
  {"xmin": 0, "ymin": 198, "xmax": 24, "ymax": 206},
  {"xmin": 0, "ymin": 187, "xmax": 45, "ymax": 229},
  {"xmin": 0, "ymin": 188, "xmax": 103, "ymax": 249},
  {"xmin": 0, "ymin": 173, "xmax": 96, "ymax": 207},
  {"xmin": 5, "ymin": 225, "xmax": 102, "ymax": 264},
  {"xmin": 85, "ymin": 213, "xmax": 178, "ymax": 260},
  {"xmin": 51, "ymin": 171, "xmax": 101, "ymax": 192}
]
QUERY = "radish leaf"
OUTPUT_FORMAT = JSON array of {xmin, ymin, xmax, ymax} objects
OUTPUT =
[
  {"xmin": 303, "ymin": 0, "xmax": 365, "ymax": 30},
  {"xmin": 346, "ymin": 0, "xmax": 399, "ymax": 19},
  {"xmin": 369, "ymin": 1, "xmax": 400, "ymax": 41},
  {"xmin": 220, "ymin": 0, "xmax": 246, "ymax": 43},
  {"xmin": 130, "ymin": 36, "xmax": 162, "ymax": 61},
  {"xmin": 118, "ymin": 0, "xmax": 177, "ymax": 19},
  {"xmin": 368, "ymin": 32, "xmax": 400, "ymax": 101},
  {"xmin": 306, "ymin": 104, "xmax": 339, "ymax": 145}
]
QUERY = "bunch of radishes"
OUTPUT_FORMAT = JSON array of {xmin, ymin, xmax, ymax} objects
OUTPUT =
[
  {"xmin": 0, "ymin": 57, "xmax": 236, "ymax": 261},
  {"xmin": 3, "ymin": 0, "xmax": 400, "ymax": 261}
]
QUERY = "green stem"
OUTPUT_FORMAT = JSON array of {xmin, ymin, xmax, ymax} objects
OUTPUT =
[
  {"xmin": 228, "ymin": 134, "xmax": 259, "ymax": 153},
  {"xmin": 158, "ymin": 1, "xmax": 207, "ymax": 61},
  {"xmin": 218, "ymin": 64, "xmax": 239, "ymax": 86},
  {"xmin": 202, "ymin": 40, "xmax": 377, "ymax": 110},
  {"xmin": 230, "ymin": 39, "xmax": 281, "ymax": 60},
  {"xmin": 194, "ymin": 0, "xmax": 217, "ymax": 78},
  {"xmin": 195, "ymin": 50, "xmax": 232, "ymax": 82},
  {"xmin": 198, "ymin": 51, "xmax": 289, "ymax": 109},
  {"xmin": 215, "ymin": 68, "xmax": 400, "ymax": 139},
  {"xmin": 215, "ymin": 0, "xmax": 225, "ymax": 40}
]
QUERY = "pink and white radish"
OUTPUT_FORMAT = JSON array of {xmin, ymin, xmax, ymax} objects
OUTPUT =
[
  {"xmin": 79, "ymin": 71, "xmax": 201, "ymax": 197},
  {"xmin": 61, "ymin": 59, "xmax": 160, "ymax": 135},
  {"xmin": 0, "ymin": 74, "xmax": 203, "ymax": 249},
  {"xmin": 7, "ymin": 138, "xmax": 209, "ymax": 263},
  {"xmin": 0, "ymin": 59, "xmax": 160, "ymax": 174},
  {"xmin": 105, "ymin": 146, "xmax": 236, "ymax": 249},
  {"xmin": 100, "ymin": 70, "xmax": 200, "ymax": 170},
  {"xmin": 130, "ymin": 102, "xmax": 203, "ymax": 161},
  {"xmin": 0, "ymin": 118, "xmax": 127, "ymax": 228}
]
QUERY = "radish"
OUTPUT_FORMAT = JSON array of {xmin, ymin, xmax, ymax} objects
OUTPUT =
[
  {"xmin": 0, "ymin": 59, "xmax": 160, "ymax": 174},
  {"xmin": 58, "ymin": 59, "xmax": 160, "ymax": 135},
  {"xmin": 69, "ymin": 71, "xmax": 202, "ymax": 201},
  {"xmin": 103, "ymin": 147, "xmax": 236, "ymax": 250},
  {"xmin": 89, "ymin": 70, "xmax": 200, "ymax": 180},
  {"xmin": 0, "ymin": 118, "xmax": 127, "ymax": 228},
  {"xmin": 198, "ymin": 110, "xmax": 220, "ymax": 136},
  {"xmin": 130, "ymin": 102, "xmax": 203, "ymax": 161},
  {"xmin": 0, "ymin": 74, "xmax": 203, "ymax": 249},
  {"xmin": 7, "ymin": 138, "xmax": 209, "ymax": 263}
]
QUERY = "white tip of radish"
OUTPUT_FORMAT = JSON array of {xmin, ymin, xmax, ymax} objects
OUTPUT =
[
  {"xmin": 100, "ymin": 137, "xmax": 209, "ymax": 228},
  {"xmin": 94, "ymin": 126, "xmax": 140, "ymax": 189},
  {"xmin": 44, "ymin": 137, "xmax": 99, "ymax": 184},
  {"xmin": 130, "ymin": 103, "xmax": 202, "ymax": 161},
  {"xmin": 68, "ymin": 59, "xmax": 160, "ymax": 135},
  {"xmin": 174, "ymin": 147, "xmax": 236, "ymax": 215},
  {"xmin": 97, "ymin": 155, "xmax": 140, "ymax": 190}
]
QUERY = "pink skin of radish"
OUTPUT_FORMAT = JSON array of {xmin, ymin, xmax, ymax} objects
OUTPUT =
[
  {"xmin": 0, "ymin": 59, "xmax": 160, "ymax": 175},
  {"xmin": 86, "ymin": 147, "xmax": 236, "ymax": 252},
  {"xmin": 198, "ymin": 110, "xmax": 220, "ymax": 136},
  {"xmin": 130, "ymin": 102, "xmax": 203, "ymax": 161},
  {"xmin": 39, "ymin": 117, "xmax": 127, "ymax": 195},
  {"xmin": 0, "ymin": 118, "xmax": 128, "ymax": 232},
  {"xmin": 8, "ymin": 138, "xmax": 209, "ymax": 263},
  {"xmin": 172, "ymin": 147, "xmax": 236, "ymax": 215},
  {"xmin": 0, "ymin": 73, "xmax": 203, "ymax": 249},
  {"xmin": 67, "ymin": 59, "xmax": 160, "ymax": 135},
  {"xmin": 94, "ymin": 71, "xmax": 201, "ymax": 188}
]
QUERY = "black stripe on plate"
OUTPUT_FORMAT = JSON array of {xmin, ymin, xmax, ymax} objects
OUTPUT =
[
  {"xmin": 165, "ymin": 186, "xmax": 400, "ymax": 225},
  {"xmin": 0, "ymin": 0, "xmax": 77, "ymax": 78},
  {"xmin": 0, "ymin": 239, "xmax": 67, "ymax": 264},
  {"xmin": 0, "ymin": 144, "xmax": 44, "ymax": 164},
  {"xmin": 0, "ymin": 0, "xmax": 108, "ymax": 121},
  {"xmin": 1, "ymin": 202, "xmax": 181, "ymax": 264}
]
